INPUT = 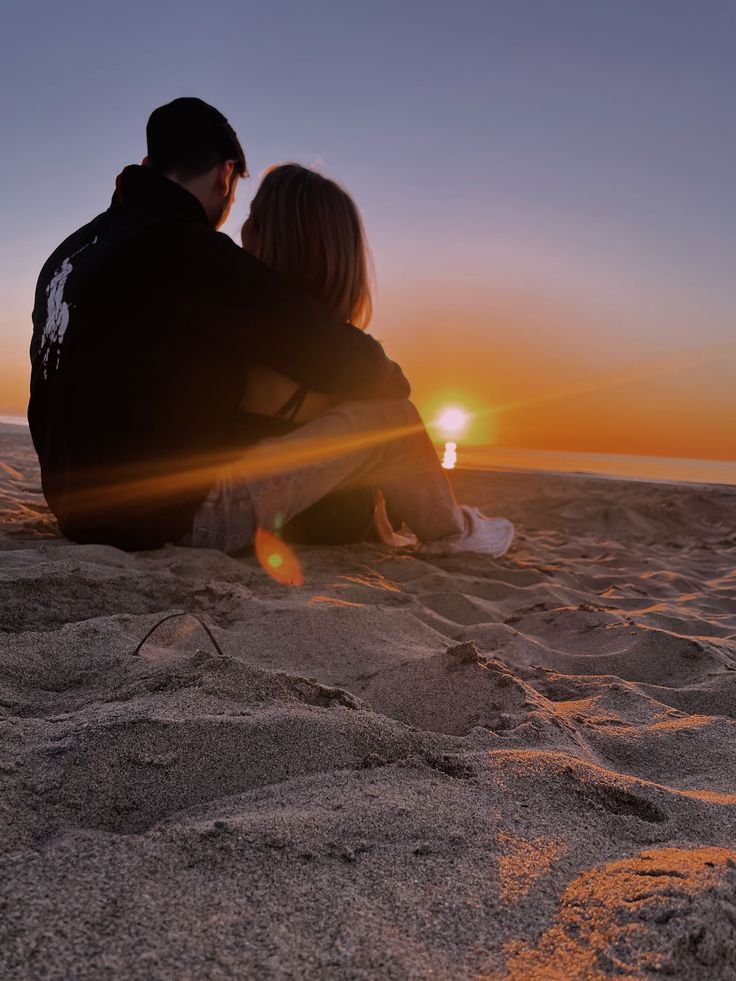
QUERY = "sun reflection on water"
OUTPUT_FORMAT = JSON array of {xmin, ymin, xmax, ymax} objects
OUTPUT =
[{"xmin": 441, "ymin": 440, "xmax": 458, "ymax": 470}]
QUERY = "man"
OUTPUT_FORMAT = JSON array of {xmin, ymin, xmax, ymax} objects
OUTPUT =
[{"xmin": 29, "ymin": 98, "xmax": 410, "ymax": 550}]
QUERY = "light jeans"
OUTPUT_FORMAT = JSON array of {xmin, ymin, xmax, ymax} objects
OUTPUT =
[{"xmin": 190, "ymin": 399, "xmax": 465, "ymax": 554}]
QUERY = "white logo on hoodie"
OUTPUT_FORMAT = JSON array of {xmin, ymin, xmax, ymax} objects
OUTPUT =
[{"xmin": 41, "ymin": 237, "xmax": 97, "ymax": 379}]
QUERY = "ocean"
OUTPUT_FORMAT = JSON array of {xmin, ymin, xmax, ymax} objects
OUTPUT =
[{"xmin": 452, "ymin": 444, "xmax": 736, "ymax": 486}]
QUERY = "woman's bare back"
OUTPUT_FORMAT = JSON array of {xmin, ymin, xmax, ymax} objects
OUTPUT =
[{"xmin": 240, "ymin": 364, "xmax": 333, "ymax": 424}]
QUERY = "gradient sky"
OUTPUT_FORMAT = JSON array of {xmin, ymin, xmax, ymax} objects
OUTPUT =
[{"xmin": 1, "ymin": 0, "xmax": 734, "ymax": 459}]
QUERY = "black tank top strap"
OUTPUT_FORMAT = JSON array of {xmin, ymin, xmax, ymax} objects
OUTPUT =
[{"xmin": 274, "ymin": 383, "xmax": 310, "ymax": 422}]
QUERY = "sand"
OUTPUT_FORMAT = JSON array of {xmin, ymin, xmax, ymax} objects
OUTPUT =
[{"xmin": 1, "ymin": 421, "xmax": 735, "ymax": 979}]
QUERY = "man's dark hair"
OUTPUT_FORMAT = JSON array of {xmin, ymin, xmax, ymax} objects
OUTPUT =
[{"xmin": 146, "ymin": 97, "xmax": 247, "ymax": 181}]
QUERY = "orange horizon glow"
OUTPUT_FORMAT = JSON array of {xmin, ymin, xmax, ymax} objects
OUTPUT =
[
  {"xmin": 409, "ymin": 338, "xmax": 736, "ymax": 461},
  {"xmin": 397, "ymin": 314, "xmax": 736, "ymax": 463}
]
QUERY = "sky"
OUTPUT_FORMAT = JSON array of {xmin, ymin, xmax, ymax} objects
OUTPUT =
[{"xmin": 1, "ymin": 0, "xmax": 734, "ymax": 460}]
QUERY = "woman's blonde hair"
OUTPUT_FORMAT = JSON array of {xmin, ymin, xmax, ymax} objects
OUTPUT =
[{"xmin": 243, "ymin": 163, "xmax": 373, "ymax": 329}]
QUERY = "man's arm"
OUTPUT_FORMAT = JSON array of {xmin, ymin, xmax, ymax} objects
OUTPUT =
[{"xmin": 179, "ymin": 226, "xmax": 410, "ymax": 401}]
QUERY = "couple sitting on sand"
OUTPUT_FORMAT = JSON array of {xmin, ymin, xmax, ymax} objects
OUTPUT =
[{"xmin": 29, "ymin": 98, "xmax": 513, "ymax": 558}]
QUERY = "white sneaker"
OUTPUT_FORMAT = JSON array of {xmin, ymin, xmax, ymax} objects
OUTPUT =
[{"xmin": 421, "ymin": 506, "xmax": 514, "ymax": 557}]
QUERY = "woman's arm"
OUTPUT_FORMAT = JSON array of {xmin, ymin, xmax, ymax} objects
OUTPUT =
[{"xmin": 177, "ymin": 228, "xmax": 410, "ymax": 401}]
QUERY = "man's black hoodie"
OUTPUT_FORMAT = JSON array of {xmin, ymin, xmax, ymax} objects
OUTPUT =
[{"xmin": 29, "ymin": 166, "xmax": 409, "ymax": 550}]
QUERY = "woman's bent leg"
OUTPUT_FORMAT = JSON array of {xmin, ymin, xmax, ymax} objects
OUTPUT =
[{"xmin": 191, "ymin": 399, "xmax": 464, "ymax": 552}]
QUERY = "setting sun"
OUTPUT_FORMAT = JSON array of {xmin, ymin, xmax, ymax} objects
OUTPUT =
[{"xmin": 436, "ymin": 406, "xmax": 469, "ymax": 437}]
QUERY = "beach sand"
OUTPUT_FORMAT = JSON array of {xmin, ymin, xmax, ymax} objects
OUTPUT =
[{"xmin": 1, "ymin": 421, "xmax": 735, "ymax": 979}]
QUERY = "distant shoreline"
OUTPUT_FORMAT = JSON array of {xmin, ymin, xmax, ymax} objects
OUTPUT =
[
  {"xmin": 452, "ymin": 461, "xmax": 736, "ymax": 491},
  {"xmin": 451, "ymin": 445, "xmax": 736, "ymax": 488}
]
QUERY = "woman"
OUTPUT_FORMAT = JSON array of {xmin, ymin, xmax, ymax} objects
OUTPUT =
[
  {"xmin": 236, "ymin": 163, "xmax": 402, "ymax": 545},
  {"xmin": 240, "ymin": 163, "xmax": 372, "ymax": 425},
  {"xmin": 207, "ymin": 162, "xmax": 513, "ymax": 555}
]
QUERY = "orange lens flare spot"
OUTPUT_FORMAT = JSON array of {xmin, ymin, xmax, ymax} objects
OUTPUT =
[{"xmin": 254, "ymin": 528, "xmax": 304, "ymax": 587}]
